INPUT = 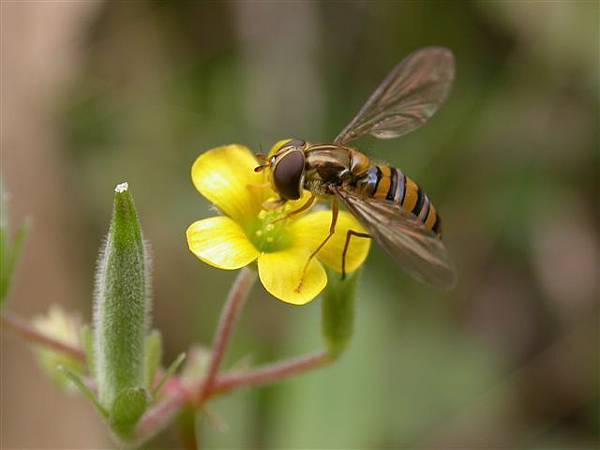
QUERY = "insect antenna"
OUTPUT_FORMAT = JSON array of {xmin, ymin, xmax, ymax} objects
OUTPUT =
[{"xmin": 254, "ymin": 143, "xmax": 270, "ymax": 172}]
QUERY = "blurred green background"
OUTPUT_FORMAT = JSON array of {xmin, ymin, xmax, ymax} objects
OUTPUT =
[{"xmin": 2, "ymin": 1, "xmax": 598, "ymax": 448}]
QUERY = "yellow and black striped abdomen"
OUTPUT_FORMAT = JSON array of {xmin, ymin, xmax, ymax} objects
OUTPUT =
[{"xmin": 357, "ymin": 165, "xmax": 441, "ymax": 236}]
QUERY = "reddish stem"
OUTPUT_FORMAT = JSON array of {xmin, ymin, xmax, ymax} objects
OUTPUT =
[
  {"xmin": 197, "ymin": 267, "xmax": 256, "ymax": 405},
  {"xmin": 1, "ymin": 273, "xmax": 335, "ymax": 445},
  {"xmin": 0, "ymin": 313, "xmax": 86, "ymax": 363},
  {"xmin": 211, "ymin": 351, "xmax": 332, "ymax": 396},
  {"xmin": 133, "ymin": 379, "xmax": 191, "ymax": 445}
]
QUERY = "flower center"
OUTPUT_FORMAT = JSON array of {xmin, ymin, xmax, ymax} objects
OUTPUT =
[{"xmin": 247, "ymin": 207, "xmax": 294, "ymax": 253}]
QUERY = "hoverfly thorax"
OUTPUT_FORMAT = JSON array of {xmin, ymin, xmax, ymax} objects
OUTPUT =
[{"xmin": 268, "ymin": 139, "xmax": 307, "ymax": 200}]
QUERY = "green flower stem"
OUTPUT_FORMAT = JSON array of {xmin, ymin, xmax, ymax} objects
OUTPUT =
[
  {"xmin": 197, "ymin": 267, "xmax": 257, "ymax": 405},
  {"xmin": 321, "ymin": 269, "xmax": 359, "ymax": 358},
  {"xmin": 0, "ymin": 312, "xmax": 85, "ymax": 363},
  {"xmin": 211, "ymin": 350, "xmax": 332, "ymax": 397}
]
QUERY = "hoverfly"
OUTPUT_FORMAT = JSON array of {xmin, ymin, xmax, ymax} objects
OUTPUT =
[{"xmin": 255, "ymin": 47, "xmax": 457, "ymax": 290}]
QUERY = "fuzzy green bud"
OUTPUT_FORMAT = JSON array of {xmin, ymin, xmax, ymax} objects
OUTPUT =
[
  {"xmin": 93, "ymin": 182, "xmax": 151, "ymax": 413},
  {"xmin": 321, "ymin": 268, "xmax": 359, "ymax": 359}
]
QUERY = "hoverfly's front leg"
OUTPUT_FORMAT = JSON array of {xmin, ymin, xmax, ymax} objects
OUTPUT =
[
  {"xmin": 262, "ymin": 197, "xmax": 287, "ymax": 210},
  {"xmin": 341, "ymin": 229, "xmax": 371, "ymax": 280},
  {"xmin": 271, "ymin": 192, "xmax": 316, "ymax": 224},
  {"xmin": 295, "ymin": 197, "xmax": 339, "ymax": 293}
]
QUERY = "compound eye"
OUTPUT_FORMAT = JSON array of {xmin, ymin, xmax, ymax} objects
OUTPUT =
[{"xmin": 273, "ymin": 150, "xmax": 305, "ymax": 200}]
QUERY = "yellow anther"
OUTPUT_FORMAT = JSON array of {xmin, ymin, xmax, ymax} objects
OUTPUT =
[{"xmin": 266, "ymin": 223, "xmax": 275, "ymax": 231}]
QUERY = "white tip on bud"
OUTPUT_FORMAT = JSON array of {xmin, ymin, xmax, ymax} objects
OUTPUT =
[{"xmin": 115, "ymin": 182, "xmax": 129, "ymax": 193}]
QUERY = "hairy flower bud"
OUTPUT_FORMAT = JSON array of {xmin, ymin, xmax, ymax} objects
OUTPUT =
[{"xmin": 93, "ymin": 182, "xmax": 151, "ymax": 418}]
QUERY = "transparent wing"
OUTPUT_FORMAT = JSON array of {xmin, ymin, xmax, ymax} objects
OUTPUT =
[
  {"xmin": 335, "ymin": 188, "xmax": 456, "ymax": 289},
  {"xmin": 335, "ymin": 47, "xmax": 455, "ymax": 145}
]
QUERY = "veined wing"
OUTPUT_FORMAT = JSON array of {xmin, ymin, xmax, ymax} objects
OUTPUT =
[
  {"xmin": 334, "ymin": 187, "xmax": 456, "ymax": 289},
  {"xmin": 335, "ymin": 47, "xmax": 455, "ymax": 145}
]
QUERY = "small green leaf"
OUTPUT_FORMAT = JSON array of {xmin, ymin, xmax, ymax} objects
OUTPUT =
[
  {"xmin": 152, "ymin": 353, "xmax": 186, "ymax": 399},
  {"xmin": 0, "ymin": 226, "xmax": 9, "ymax": 309},
  {"xmin": 57, "ymin": 365, "xmax": 107, "ymax": 418},
  {"xmin": 145, "ymin": 329, "xmax": 162, "ymax": 390},
  {"xmin": 0, "ymin": 219, "xmax": 29, "ymax": 309},
  {"xmin": 109, "ymin": 387, "xmax": 148, "ymax": 438},
  {"xmin": 321, "ymin": 268, "xmax": 359, "ymax": 359}
]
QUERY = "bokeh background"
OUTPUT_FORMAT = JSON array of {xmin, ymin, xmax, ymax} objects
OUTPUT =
[{"xmin": 1, "ymin": 1, "xmax": 598, "ymax": 449}]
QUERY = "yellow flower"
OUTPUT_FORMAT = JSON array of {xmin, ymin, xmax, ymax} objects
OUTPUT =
[{"xmin": 186, "ymin": 144, "xmax": 370, "ymax": 305}]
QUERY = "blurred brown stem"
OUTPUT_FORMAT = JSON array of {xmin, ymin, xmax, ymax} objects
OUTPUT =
[
  {"xmin": 197, "ymin": 267, "xmax": 256, "ymax": 405},
  {"xmin": 0, "ymin": 312, "xmax": 85, "ymax": 362}
]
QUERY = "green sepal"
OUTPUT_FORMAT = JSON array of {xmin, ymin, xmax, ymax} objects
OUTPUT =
[
  {"xmin": 109, "ymin": 387, "xmax": 148, "ymax": 439},
  {"xmin": 80, "ymin": 324, "xmax": 95, "ymax": 375},
  {"xmin": 145, "ymin": 329, "xmax": 162, "ymax": 390},
  {"xmin": 230, "ymin": 353, "xmax": 253, "ymax": 372},
  {"xmin": 321, "ymin": 268, "xmax": 359, "ymax": 359},
  {"xmin": 57, "ymin": 365, "xmax": 108, "ymax": 418},
  {"xmin": 152, "ymin": 353, "xmax": 186, "ymax": 399},
  {"xmin": 93, "ymin": 183, "xmax": 151, "ymax": 411},
  {"xmin": 180, "ymin": 346, "xmax": 211, "ymax": 386}
]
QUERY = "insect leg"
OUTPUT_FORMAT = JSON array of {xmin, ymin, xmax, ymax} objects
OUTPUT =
[
  {"xmin": 261, "ymin": 197, "xmax": 287, "ymax": 210},
  {"xmin": 271, "ymin": 192, "xmax": 316, "ymax": 224},
  {"xmin": 295, "ymin": 197, "xmax": 339, "ymax": 292},
  {"xmin": 341, "ymin": 229, "xmax": 371, "ymax": 280}
]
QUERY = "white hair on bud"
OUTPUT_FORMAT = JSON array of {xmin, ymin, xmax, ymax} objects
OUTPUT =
[{"xmin": 114, "ymin": 182, "xmax": 129, "ymax": 193}]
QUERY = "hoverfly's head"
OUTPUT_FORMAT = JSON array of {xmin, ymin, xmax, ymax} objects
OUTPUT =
[{"xmin": 254, "ymin": 139, "xmax": 306, "ymax": 200}]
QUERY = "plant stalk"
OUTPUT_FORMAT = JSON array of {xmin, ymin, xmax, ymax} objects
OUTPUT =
[
  {"xmin": 211, "ymin": 350, "xmax": 331, "ymax": 396},
  {"xmin": 0, "ymin": 313, "xmax": 85, "ymax": 362},
  {"xmin": 133, "ymin": 380, "xmax": 191, "ymax": 446},
  {"xmin": 197, "ymin": 267, "xmax": 256, "ymax": 405}
]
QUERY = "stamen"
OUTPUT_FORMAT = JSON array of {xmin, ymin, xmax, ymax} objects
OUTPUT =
[{"xmin": 249, "ymin": 206, "xmax": 292, "ymax": 252}]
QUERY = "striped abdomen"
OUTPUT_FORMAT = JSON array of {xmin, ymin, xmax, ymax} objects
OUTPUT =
[{"xmin": 354, "ymin": 165, "xmax": 442, "ymax": 236}]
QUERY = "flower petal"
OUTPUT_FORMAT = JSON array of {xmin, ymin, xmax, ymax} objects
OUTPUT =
[
  {"xmin": 191, "ymin": 145, "xmax": 267, "ymax": 224},
  {"xmin": 258, "ymin": 248, "xmax": 326, "ymax": 305},
  {"xmin": 187, "ymin": 217, "xmax": 259, "ymax": 270},
  {"xmin": 289, "ymin": 210, "xmax": 371, "ymax": 274}
]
